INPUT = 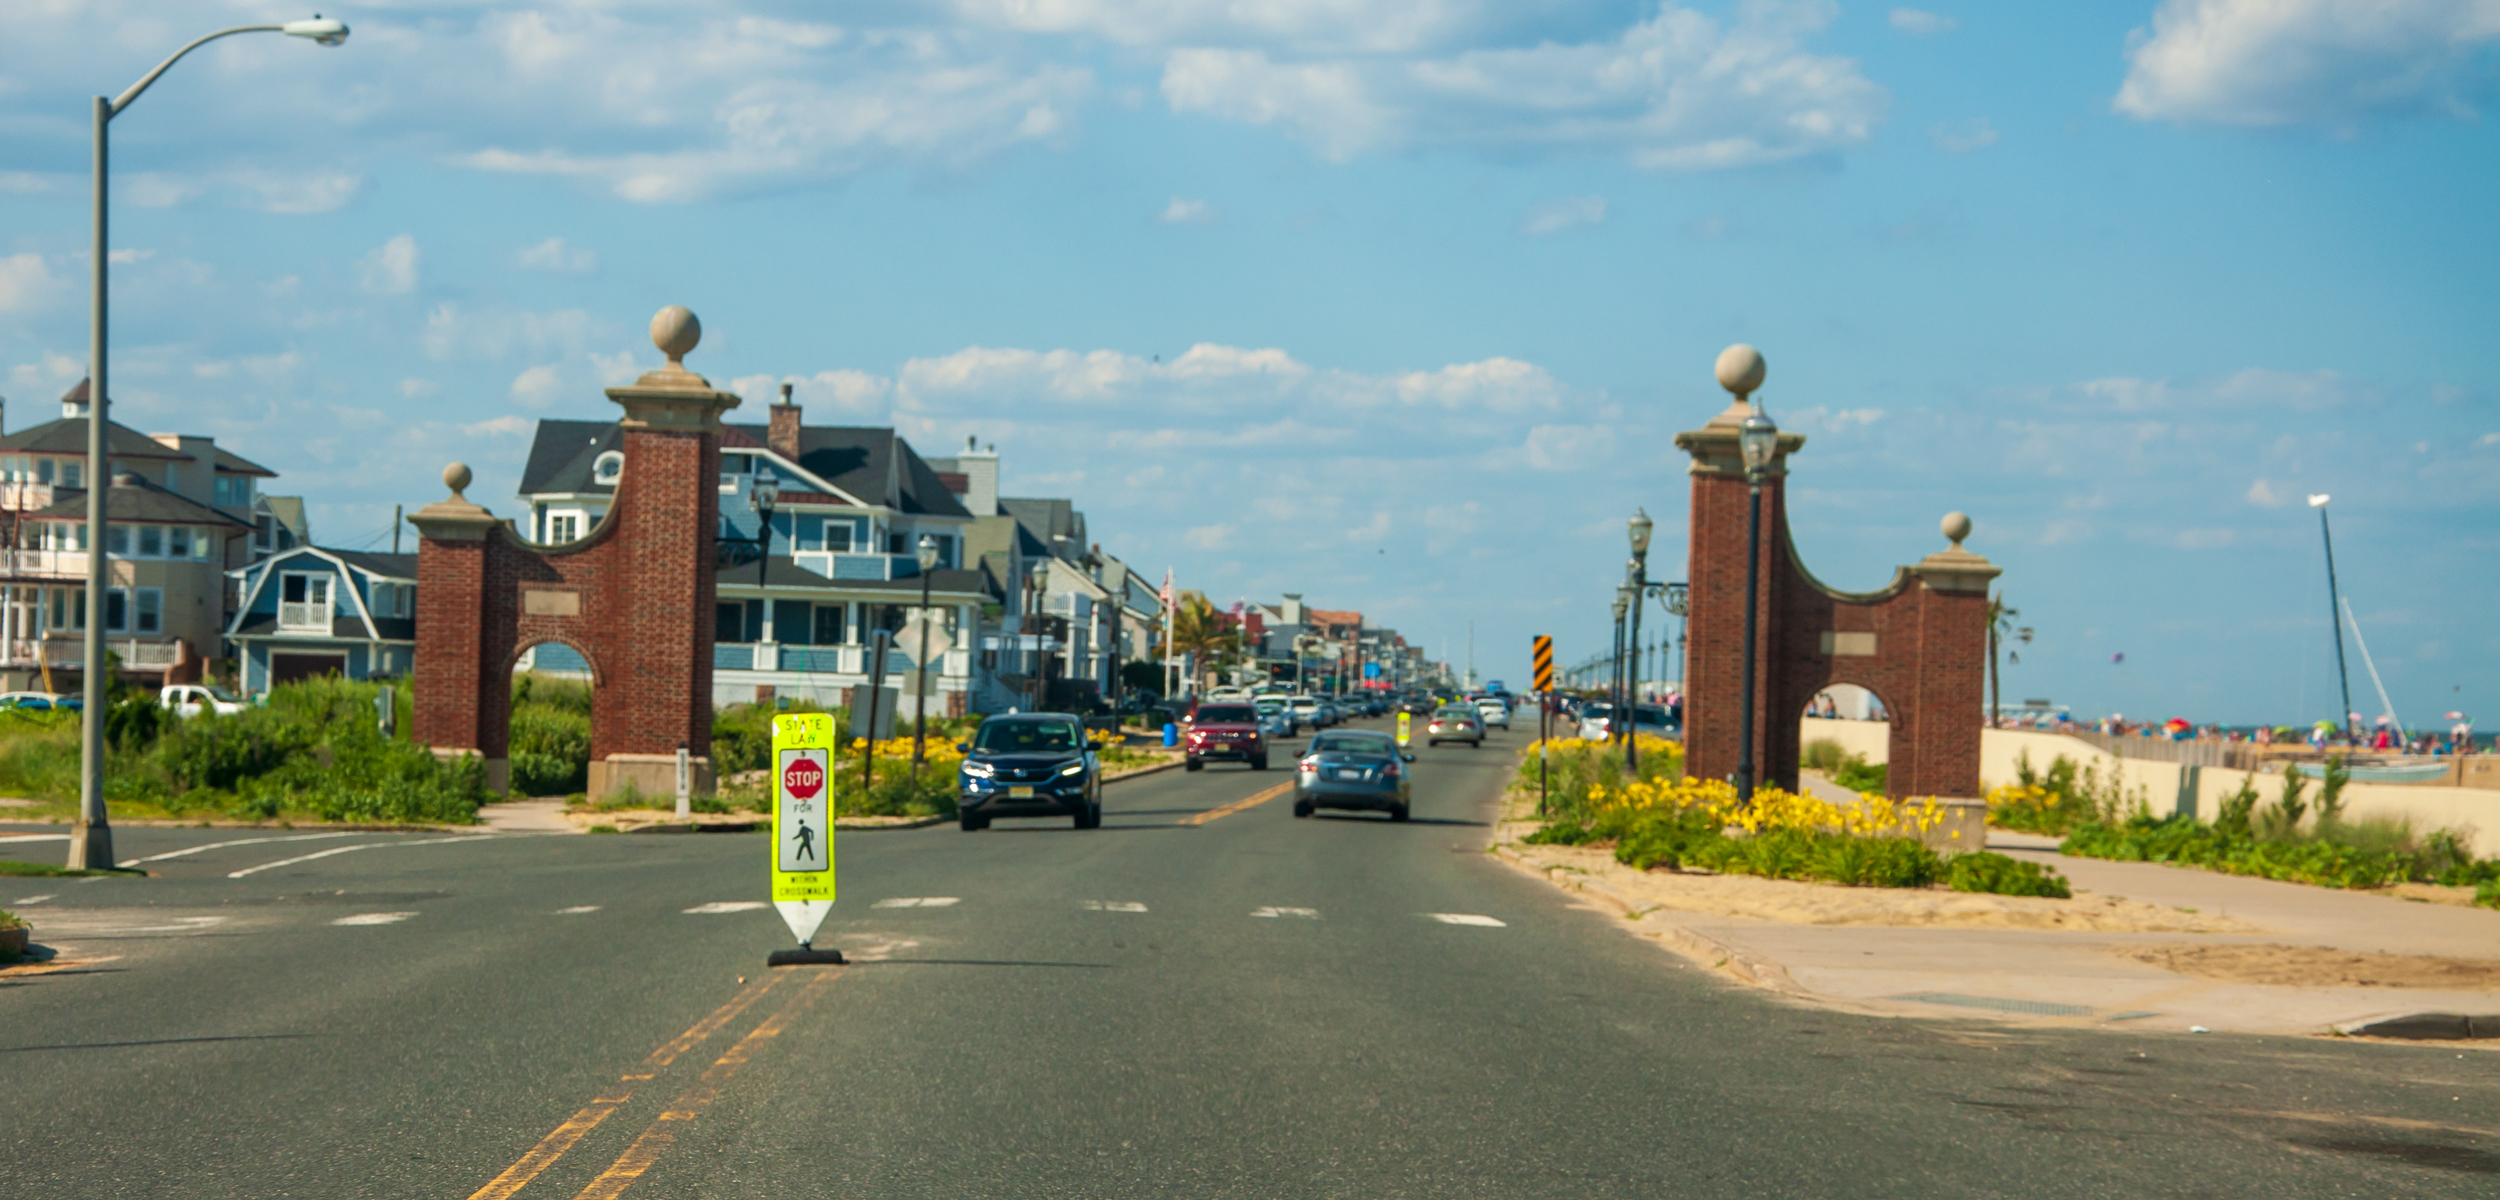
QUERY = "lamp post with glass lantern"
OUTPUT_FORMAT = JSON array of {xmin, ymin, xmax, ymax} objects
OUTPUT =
[
  {"xmin": 1626, "ymin": 508, "xmax": 1654, "ymax": 768},
  {"xmin": 1609, "ymin": 588, "xmax": 1630, "ymax": 747},
  {"xmin": 71, "ymin": 16, "xmax": 350, "ymax": 870},
  {"xmin": 911, "ymin": 534, "xmax": 940, "ymax": 776},
  {"xmin": 1724, "ymin": 351, "xmax": 1779, "ymax": 802}
]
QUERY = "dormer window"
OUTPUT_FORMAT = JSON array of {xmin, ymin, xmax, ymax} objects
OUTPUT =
[{"xmin": 593, "ymin": 451, "xmax": 624, "ymax": 486}]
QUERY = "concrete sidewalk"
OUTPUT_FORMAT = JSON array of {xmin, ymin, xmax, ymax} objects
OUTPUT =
[{"xmin": 1516, "ymin": 823, "xmax": 2500, "ymax": 1039}]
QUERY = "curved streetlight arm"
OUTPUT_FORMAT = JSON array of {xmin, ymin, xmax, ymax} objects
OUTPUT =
[{"xmin": 112, "ymin": 26, "xmax": 285, "ymax": 115}]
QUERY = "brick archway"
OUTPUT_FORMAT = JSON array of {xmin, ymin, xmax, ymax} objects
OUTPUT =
[
  {"xmin": 410, "ymin": 306, "xmax": 736, "ymax": 799},
  {"xmin": 1675, "ymin": 401, "xmax": 2000, "ymax": 799}
]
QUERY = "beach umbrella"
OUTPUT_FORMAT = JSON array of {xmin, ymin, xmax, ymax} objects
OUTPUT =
[{"xmin": 2445, "ymin": 711, "xmax": 2467, "ymax": 721}]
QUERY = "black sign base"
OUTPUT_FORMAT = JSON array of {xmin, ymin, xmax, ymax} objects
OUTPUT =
[{"xmin": 767, "ymin": 947, "xmax": 848, "ymax": 967}]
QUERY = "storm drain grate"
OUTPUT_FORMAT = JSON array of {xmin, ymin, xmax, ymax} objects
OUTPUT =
[{"xmin": 1887, "ymin": 992, "xmax": 2094, "ymax": 1017}]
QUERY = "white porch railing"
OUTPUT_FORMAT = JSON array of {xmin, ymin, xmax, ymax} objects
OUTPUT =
[{"xmin": 278, "ymin": 602, "xmax": 329, "ymax": 631}]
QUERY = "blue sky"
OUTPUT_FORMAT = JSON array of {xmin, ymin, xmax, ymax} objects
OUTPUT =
[{"xmin": 2, "ymin": 1, "xmax": 2495, "ymax": 727}]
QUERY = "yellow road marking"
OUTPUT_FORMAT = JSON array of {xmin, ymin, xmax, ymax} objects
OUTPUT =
[
  {"xmin": 464, "ymin": 973, "xmax": 782, "ymax": 1200},
  {"xmin": 1180, "ymin": 782, "xmax": 1294, "ymax": 826},
  {"xmin": 569, "ymin": 968, "xmax": 843, "ymax": 1200}
]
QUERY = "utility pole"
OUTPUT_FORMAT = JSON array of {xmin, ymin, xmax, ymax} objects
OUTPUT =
[{"xmin": 391, "ymin": 503, "xmax": 402, "ymax": 555}]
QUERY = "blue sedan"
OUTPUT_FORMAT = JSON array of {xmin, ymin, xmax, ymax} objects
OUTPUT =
[{"xmin": 1291, "ymin": 730, "xmax": 1414, "ymax": 822}]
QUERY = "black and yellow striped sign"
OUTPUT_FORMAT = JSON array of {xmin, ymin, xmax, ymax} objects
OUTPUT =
[{"xmin": 1531, "ymin": 635, "xmax": 1554, "ymax": 692}]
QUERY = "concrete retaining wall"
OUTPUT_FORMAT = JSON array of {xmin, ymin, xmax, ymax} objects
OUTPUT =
[{"xmin": 1802, "ymin": 719, "xmax": 2500, "ymax": 858}]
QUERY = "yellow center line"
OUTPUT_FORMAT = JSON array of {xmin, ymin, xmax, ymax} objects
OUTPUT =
[
  {"xmin": 464, "ymin": 973, "xmax": 783, "ymax": 1200},
  {"xmin": 568, "ymin": 967, "xmax": 844, "ymax": 1200},
  {"xmin": 1180, "ymin": 782, "xmax": 1294, "ymax": 826}
]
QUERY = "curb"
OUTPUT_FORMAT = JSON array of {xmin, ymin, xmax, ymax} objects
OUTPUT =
[
  {"xmin": 2334, "ymin": 1012, "xmax": 2500, "ymax": 1041},
  {"xmin": 1103, "ymin": 757, "xmax": 1187, "ymax": 785},
  {"xmin": 1489, "ymin": 841, "xmax": 1801, "ymax": 993}
]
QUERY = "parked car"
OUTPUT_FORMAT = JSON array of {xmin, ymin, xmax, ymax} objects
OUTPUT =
[
  {"xmin": 161, "ymin": 683, "xmax": 248, "ymax": 717},
  {"xmin": 956, "ymin": 713, "xmax": 1103, "ymax": 830},
  {"xmin": 1183, "ymin": 701, "xmax": 1269, "ymax": 771},
  {"xmin": 0, "ymin": 691, "xmax": 80, "ymax": 712},
  {"xmin": 1284, "ymin": 694, "xmax": 1322, "ymax": 729},
  {"xmin": 1426, "ymin": 704, "xmax": 1485, "ymax": 747},
  {"xmin": 1579, "ymin": 702, "xmax": 1675, "ymax": 741},
  {"xmin": 1474, "ymin": 697, "xmax": 1510, "ymax": 729},
  {"xmin": 1291, "ymin": 729, "xmax": 1414, "ymax": 821},
  {"xmin": 1255, "ymin": 696, "xmax": 1298, "ymax": 736}
]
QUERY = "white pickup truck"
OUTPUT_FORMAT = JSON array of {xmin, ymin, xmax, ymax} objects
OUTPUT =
[{"xmin": 160, "ymin": 683, "xmax": 247, "ymax": 717}]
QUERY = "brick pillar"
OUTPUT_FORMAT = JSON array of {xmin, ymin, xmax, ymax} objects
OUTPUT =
[
  {"xmin": 1899, "ymin": 524, "xmax": 1997, "ymax": 798},
  {"xmin": 410, "ymin": 463, "xmax": 507, "ymax": 793},
  {"xmin": 1674, "ymin": 402, "xmax": 1802, "ymax": 789}
]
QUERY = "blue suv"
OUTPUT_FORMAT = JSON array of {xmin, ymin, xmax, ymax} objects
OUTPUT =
[{"xmin": 957, "ymin": 713, "xmax": 1103, "ymax": 831}]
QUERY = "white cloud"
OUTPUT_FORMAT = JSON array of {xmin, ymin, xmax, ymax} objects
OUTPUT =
[
  {"xmin": 1889, "ymin": 9, "xmax": 1958, "ymax": 35},
  {"xmin": 1789, "ymin": 406, "xmax": 1885, "ymax": 432},
  {"xmin": 2245, "ymin": 478, "xmax": 2285, "ymax": 506},
  {"xmin": 1162, "ymin": 2, "xmax": 1885, "ymax": 169},
  {"xmin": 1523, "ymin": 424, "xmax": 1615, "ymax": 470},
  {"xmin": 2073, "ymin": 368, "xmax": 2351, "ymax": 414},
  {"xmin": 0, "ymin": 253, "xmax": 62, "ymax": 314},
  {"xmin": 1158, "ymin": 197, "xmax": 1220, "ymax": 225},
  {"xmin": 954, "ymin": 0, "xmax": 1490, "ymax": 53},
  {"xmin": 510, "ymin": 364, "xmax": 566, "ymax": 408},
  {"xmin": 358, "ymin": 235, "xmax": 421, "ymax": 296},
  {"xmin": 2173, "ymin": 527, "xmax": 2236, "ymax": 549},
  {"xmin": 516, "ymin": 238, "xmax": 598, "ymax": 274},
  {"xmin": 424, "ymin": 305, "xmax": 604, "ymax": 362},
  {"xmin": 464, "ymin": 415, "xmax": 533, "ymax": 437},
  {"xmin": 1930, "ymin": 118, "xmax": 1997, "ymax": 152},
  {"xmin": 1185, "ymin": 523, "xmax": 1235, "ymax": 550},
  {"xmin": 2114, "ymin": 0, "xmax": 2500, "ymax": 127},
  {"xmin": 400, "ymin": 379, "xmax": 440, "ymax": 399},
  {"xmin": 1518, "ymin": 196, "xmax": 1607, "ymax": 236}
]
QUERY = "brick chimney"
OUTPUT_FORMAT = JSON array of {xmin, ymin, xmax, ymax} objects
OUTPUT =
[{"xmin": 768, "ymin": 381, "xmax": 802, "ymax": 462}]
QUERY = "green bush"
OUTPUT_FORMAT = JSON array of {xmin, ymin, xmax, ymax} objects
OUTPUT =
[
  {"xmin": 1801, "ymin": 739, "xmax": 1849, "ymax": 772},
  {"xmin": 1575, "ymin": 804, "xmax": 2045, "ymax": 895},
  {"xmin": 1946, "ymin": 852, "xmax": 2072, "ymax": 898},
  {"xmin": 1831, "ymin": 758, "xmax": 1888, "ymax": 793},
  {"xmin": 509, "ymin": 702, "xmax": 591, "ymax": 796},
  {"xmin": 158, "ymin": 707, "xmax": 312, "ymax": 791},
  {"xmin": 2061, "ymin": 815, "xmax": 2421, "ymax": 891}
]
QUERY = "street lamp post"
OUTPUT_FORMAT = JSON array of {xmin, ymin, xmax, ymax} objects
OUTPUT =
[
  {"xmin": 1609, "ymin": 589, "xmax": 1630, "ymax": 748},
  {"xmin": 1626, "ymin": 508, "xmax": 1654, "ymax": 770},
  {"xmin": 911, "ymin": 534, "xmax": 940, "ymax": 776},
  {"xmin": 751, "ymin": 468, "xmax": 779, "ymax": 592},
  {"xmin": 1712, "ymin": 343, "xmax": 1774, "ymax": 803},
  {"xmin": 2308, "ymin": 493, "xmax": 2356, "ymax": 743},
  {"xmin": 71, "ymin": 16, "xmax": 349, "ymax": 870}
]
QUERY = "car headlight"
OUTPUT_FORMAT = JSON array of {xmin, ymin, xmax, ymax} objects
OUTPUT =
[
  {"xmin": 961, "ymin": 760, "xmax": 996, "ymax": 779},
  {"xmin": 1058, "ymin": 762, "xmax": 1085, "ymax": 777}
]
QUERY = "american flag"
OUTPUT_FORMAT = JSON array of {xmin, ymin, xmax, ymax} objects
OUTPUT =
[{"xmin": 1159, "ymin": 568, "xmax": 1173, "ymax": 610}]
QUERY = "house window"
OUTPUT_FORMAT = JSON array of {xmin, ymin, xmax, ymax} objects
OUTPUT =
[
  {"xmin": 547, "ymin": 514, "xmax": 579, "ymax": 543},
  {"xmin": 822, "ymin": 520, "xmax": 853, "ymax": 552},
  {"xmin": 139, "ymin": 526, "xmax": 163, "ymax": 557},
  {"xmin": 814, "ymin": 603, "xmax": 847, "ymax": 645},
  {"xmin": 60, "ymin": 460, "xmax": 81, "ymax": 488},
  {"xmin": 104, "ymin": 588, "xmax": 124, "ymax": 632},
  {"xmin": 165, "ymin": 464, "xmax": 179, "ymax": 490},
  {"xmin": 169, "ymin": 527, "xmax": 191, "ymax": 558},
  {"xmin": 135, "ymin": 588, "xmax": 160, "ymax": 634},
  {"xmin": 772, "ymin": 600, "xmax": 812, "ymax": 645},
  {"xmin": 35, "ymin": 459, "xmax": 53, "ymax": 485},
  {"xmin": 50, "ymin": 586, "xmax": 83, "ymax": 630},
  {"xmin": 593, "ymin": 451, "xmax": 623, "ymax": 485},
  {"xmin": 720, "ymin": 453, "xmax": 750, "ymax": 489},
  {"xmin": 715, "ymin": 603, "xmax": 744, "ymax": 643},
  {"xmin": 280, "ymin": 572, "xmax": 332, "ymax": 631},
  {"xmin": 215, "ymin": 474, "xmax": 254, "ymax": 507},
  {"xmin": 106, "ymin": 525, "xmax": 130, "ymax": 556}
]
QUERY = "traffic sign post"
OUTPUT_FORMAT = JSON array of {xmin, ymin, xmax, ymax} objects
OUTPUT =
[
  {"xmin": 1395, "ymin": 710, "xmax": 1411, "ymax": 747},
  {"xmin": 767, "ymin": 711, "xmax": 844, "ymax": 967},
  {"xmin": 1532, "ymin": 636, "xmax": 1554, "ymax": 815}
]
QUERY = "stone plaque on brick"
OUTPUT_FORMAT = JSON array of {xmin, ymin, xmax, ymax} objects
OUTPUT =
[
  {"xmin": 521, "ymin": 589, "xmax": 582, "ymax": 616},
  {"xmin": 1820, "ymin": 631, "xmax": 1877, "ymax": 657}
]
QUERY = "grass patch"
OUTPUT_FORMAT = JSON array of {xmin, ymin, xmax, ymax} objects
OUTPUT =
[{"xmin": 0, "ymin": 860, "xmax": 143, "ymax": 878}]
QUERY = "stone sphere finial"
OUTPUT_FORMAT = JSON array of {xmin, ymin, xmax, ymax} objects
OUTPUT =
[
  {"xmin": 1715, "ymin": 343, "xmax": 1766, "ymax": 400},
  {"xmin": 650, "ymin": 306, "xmax": 701, "ymax": 364},
  {"xmin": 444, "ymin": 461, "xmax": 473, "ymax": 499},
  {"xmin": 1941, "ymin": 511, "xmax": 1972, "ymax": 548}
]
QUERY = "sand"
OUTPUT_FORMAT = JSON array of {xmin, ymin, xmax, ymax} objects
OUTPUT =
[{"xmin": 2103, "ymin": 942, "xmax": 2500, "ymax": 989}]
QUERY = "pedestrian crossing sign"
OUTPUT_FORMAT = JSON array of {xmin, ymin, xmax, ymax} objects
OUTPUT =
[{"xmin": 770, "ymin": 712, "xmax": 836, "ymax": 904}]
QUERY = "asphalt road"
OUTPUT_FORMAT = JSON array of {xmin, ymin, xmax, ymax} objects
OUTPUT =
[{"xmin": 4, "ymin": 715, "xmax": 2494, "ymax": 1198}]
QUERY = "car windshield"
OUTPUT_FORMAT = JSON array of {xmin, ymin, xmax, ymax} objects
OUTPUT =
[
  {"xmin": 1635, "ymin": 705, "xmax": 1670, "ymax": 725},
  {"xmin": 204, "ymin": 686, "xmax": 242, "ymax": 703},
  {"xmin": 1193, "ymin": 705, "xmax": 1258, "ymax": 723},
  {"xmin": 1255, "ymin": 699, "xmax": 1282, "ymax": 712},
  {"xmin": 1310, "ymin": 734, "xmax": 1393, "ymax": 754},
  {"xmin": 1436, "ymin": 707, "xmax": 1475, "ymax": 719},
  {"xmin": 973, "ymin": 720, "xmax": 1082, "ymax": 753}
]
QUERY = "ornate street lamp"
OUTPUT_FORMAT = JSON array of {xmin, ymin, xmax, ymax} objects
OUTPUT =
[
  {"xmin": 911, "ymin": 534, "xmax": 941, "ymax": 774},
  {"xmin": 1609, "ymin": 587, "xmax": 1631, "ymax": 746},
  {"xmin": 1625, "ymin": 508, "xmax": 1654, "ymax": 769}
]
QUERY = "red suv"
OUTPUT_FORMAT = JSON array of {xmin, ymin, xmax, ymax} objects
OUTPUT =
[{"xmin": 1183, "ymin": 702, "xmax": 1268, "ymax": 771}]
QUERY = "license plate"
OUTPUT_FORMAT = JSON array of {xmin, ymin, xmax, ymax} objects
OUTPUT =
[
  {"xmin": 1332, "ymin": 769, "xmax": 1363, "ymax": 781},
  {"xmin": 1009, "ymin": 786, "xmax": 1033, "ymax": 798}
]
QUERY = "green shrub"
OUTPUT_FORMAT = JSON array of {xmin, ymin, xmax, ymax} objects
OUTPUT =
[
  {"xmin": 1830, "ymin": 758, "xmax": 1888, "ymax": 793},
  {"xmin": 1801, "ymin": 739, "xmax": 1849, "ymax": 772},
  {"xmin": 158, "ymin": 708, "xmax": 311, "ymax": 791},
  {"xmin": 2214, "ymin": 777, "xmax": 2260, "ymax": 839},
  {"xmin": 2061, "ymin": 815, "xmax": 2419, "ymax": 890},
  {"xmin": 509, "ymin": 702, "xmax": 591, "ymax": 796},
  {"xmin": 1946, "ymin": 852, "xmax": 2071, "ymax": 898}
]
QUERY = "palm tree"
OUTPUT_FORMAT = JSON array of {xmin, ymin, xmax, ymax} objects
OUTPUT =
[
  {"xmin": 1986, "ymin": 592, "xmax": 2028, "ymax": 726},
  {"xmin": 1167, "ymin": 595, "xmax": 1241, "ymax": 692}
]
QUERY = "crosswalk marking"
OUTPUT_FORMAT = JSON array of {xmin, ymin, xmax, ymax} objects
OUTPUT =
[
  {"xmin": 1251, "ymin": 906, "xmax": 1319, "ymax": 919},
  {"xmin": 13, "ymin": 894, "xmax": 54, "ymax": 905},
  {"xmin": 333, "ymin": 912, "xmax": 417, "ymax": 926},
  {"xmin": 872, "ymin": 897, "xmax": 960, "ymax": 908},
  {"xmin": 556, "ymin": 906, "xmax": 601, "ymax": 915},
  {"xmin": 683, "ymin": 901, "xmax": 769, "ymax": 914},
  {"xmin": 1426, "ymin": 913, "xmax": 1505, "ymax": 927},
  {"xmin": 1079, "ymin": 900, "xmax": 1148, "ymax": 912}
]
